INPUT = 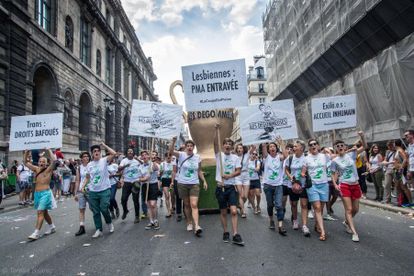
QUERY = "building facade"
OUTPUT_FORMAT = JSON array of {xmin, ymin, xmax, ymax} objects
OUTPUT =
[
  {"xmin": 0, "ymin": 0, "xmax": 157, "ymax": 161},
  {"xmin": 263, "ymin": 0, "xmax": 414, "ymax": 145},
  {"xmin": 247, "ymin": 55, "xmax": 268, "ymax": 105}
]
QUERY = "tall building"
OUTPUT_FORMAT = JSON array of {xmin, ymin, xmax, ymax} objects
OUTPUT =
[
  {"xmin": 0, "ymin": 0, "xmax": 157, "ymax": 161},
  {"xmin": 263, "ymin": 0, "xmax": 414, "ymax": 144},
  {"xmin": 247, "ymin": 55, "xmax": 269, "ymax": 104}
]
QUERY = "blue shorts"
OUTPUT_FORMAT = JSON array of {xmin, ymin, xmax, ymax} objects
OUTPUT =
[
  {"xmin": 77, "ymin": 192, "xmax": 88, "ymax": 209},
  {"xmin": 215, "ymin": 185, "xmax": 238, "ymax": 209},
  {"xmin": 306, "ymin": 183, "xmax": 329, "ymax": 203},
  {"xmin": 34, "ymin": 189, "xmax": 53, "ymax": 210}
]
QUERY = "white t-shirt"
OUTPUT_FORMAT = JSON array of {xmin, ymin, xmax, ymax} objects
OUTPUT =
[
  {"xmin": 176, "ymin": 152, "xmax": 200, "ymax": 185},
  {"xmin": 303, "ymin": 153, "xmax": 329, "ymax": 185},
  {"xmin": 331, "ymin": 151, "xmax": 359, "ymax": 185},
  {"xmin": 160, "ymin": 161, "xmax": 174, "ymax": 179},
  {"xmin": 79, "ymin": 164, "xmax": 88, "ymax": 191},
  {"xmin": 282, "ymin": 159, "xmax": 289, "ymax": 186},
  {"xmin": 384, "ymin": 151, "xmax": 395, "ymax": 173},
  {"xmin": 263, "ymin": 154, "xmax": 284, "ymax": 186},
  {"xmin": 285, "ymin": 154, "xmax": 305, "ymax": 187},
  {"xmin": 369, "ymin": 154, "xmax": 381, "ymax": 172},
  {"xmin": 86, "ymin": 157, "xmax": 111, "ymax": 192},
  {"xmin": 408, "ymin": 143, "xmax": 414, "ymax": 172},
  {"xmin": 120, "ymin": 158, "xmax": 140, "ymax": 182},
  {"xmin": 248, "ymin": 159, "xmax": 260, "ymax": 180},
  {"xmin": 138, "ymin": 163, "xmax": 159, "ymax": 183},
  {"xmin": 17, "ymin": 164, "xmax": 32, "ymax": 182},
  {"xmin": 108, "ymin": 163, "xmax": 119, "ymax": 186},
  {"xmin": 215, "ymin": 153, "xmax": 241, "ymax": 186}
]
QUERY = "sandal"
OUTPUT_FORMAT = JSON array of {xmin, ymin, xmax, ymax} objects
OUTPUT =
[{"xmin": 319, "ymin": 233, "xmax": 326, "ymax": 241}]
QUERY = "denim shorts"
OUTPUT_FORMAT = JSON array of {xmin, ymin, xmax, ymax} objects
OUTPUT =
[
  {"xmin": 306, "ymin": 183, "xmax": 329, "ymax": 203},
  {"xmin": 235, "ymin": 171, "xmax": 250, "ymax": 185},
  {"xmin": 77, "ymin": 192, "xmax": 88, "ymax": 209},
  {"xmin": 215, "ymin": 185, "xmax": 238, "ymax": 209},
  {"xmin": 18, "ymin": 181, "xmax": 29, "ymax": 190}
]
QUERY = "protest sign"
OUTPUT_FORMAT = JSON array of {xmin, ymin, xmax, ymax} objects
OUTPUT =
[
  {"xmin": 9, "ymin": 113, "xmax": 63, "ymax": 151},
  {"xmin": 238, "ymin": 100, "xmax": 298, "ymax": 145},
  {"xmin": 181, "ymin": 59, "xmax": 248, "ymax": 111},
  {"xmin": 311, "ymin": 94, "xmax": 357, "ymax": 132},
  {"xmin": 129, "ymin": 100, "xmax": 183, "ymax": 139}
]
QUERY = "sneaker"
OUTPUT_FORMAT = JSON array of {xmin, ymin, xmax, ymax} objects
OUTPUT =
[
  {"xmin": 391, "ymin": 191, "xmax": 397, "ymax": 198},
  {"xmin": 141, "ymin": 213, "xmax": 147, "ymax": 219},
  {"xmin": 278, "ymin": 226, "xmax": 287, "ymax": 236},
  {"xmin": 145, "ymin": 222, "xmax": 154, "ymax": 230},
  {"xmin": 269, "ymin": 220, "xmax": 276, "ymax": 230},
  {"xmin": 223, "ymin": 232, "xmax": 230, "ymax": 243},
  {"xmin": 108, "ymin": 223, "xmax": 114, "ymax": 233},
  {"xmin": 153, "ymin": 221, "xmax": 160, "ymax": 230},
  {"xmin": 110, "ymin": 211, "xmax": 116, "ymax": 220},
  {"xmin": 195, "ymin": 226, "xmax": 203, "ymax": 237},
  {"xmin": 352, "ymin": 234, "xmax": 359, "ymax": 242},
  {"xmin": 92, "ymin": 230, "xmax": 103, "ymax": 238},
  {"xmin": 308, "ymin": 212, "xmax": 314, "ymax": 219},
  {"xmin": 134, "ymin": 217, "xmax": 140, "ymax": 224},
  {"xmin": 232, "ymin": 234, "xmax": 245, "ymax": 246},
  {"xmin": 44, "ymin": 226, "xmax": 56, "ymax": 235},
  {"xmin": 302, "ymin": 225, "xmax": 311, "ymax": 237},
  {"xmin": 122, "ymin": 210, "xmax": 129, "ymax": 220},
  {"xmin": 75, "ymin": 226, "xmax": 85, "ymax": 236},
  {"xmin": 186, "ymin": 224, "xmax": 193, "ymax": 232},
  {"xmin": 323, "ymin": 214, "xmax": 337, "ymax": 221},
  {"xmin": 257, "ymin": 207, "xmax": 261, "ymax": 214},
  {"xmin": 28, "ymin": 232, "xmax": 40, "ymax": 240},
  {"xmin": 18, "ymin": 202, "xmax": 24, "ymax": 206},
  {"xmin": 292, "ymin": 220, "xmax": 299, "ymax": 230},
  {"xmin": 342, "ymin": 221, "xmax": 353, "ymax": 234},
  {"xmin": 176, "ymin": 215, "xmax": 182, "ymax": 222}
]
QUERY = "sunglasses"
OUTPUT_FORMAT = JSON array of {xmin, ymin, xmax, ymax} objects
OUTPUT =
[
  {"xmin": 93, "ymin": 149, "xmax": 101, "ymax": 153},
  {"xmin": 336, "ymin": 144, "xmax": 345, "ymax": 148},
  {"xmin": 309, "ymin": 142, "xmax": 318, "ymax": 147},
  {"xmin": 252, "ymin": 153, "xmax": 257, "ymax": 155}
]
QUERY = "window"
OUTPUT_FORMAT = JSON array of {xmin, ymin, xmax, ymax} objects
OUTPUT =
[
  {"xmin": 35, "ymin": 0, "xmax": 52, "ymax": 33},
  {"xmin": 256, "ymin": 66, "xmax": 264, "ymax": 79},
  {"xmin": 105, "ymin": 47, "xmax": 113, "ymax": 86},
  {"xmin": 80, "ymin": 18, "xmax": 91, "ymax": 66},
  {"xmin": 65, "ymin": 16, "xmax": 73, "ymax": 52},
  {"xmin": 259, "ymin": 83, "xmax": 265, "ymax": 93},
  {"xmin": 259, "ymin": 97, "xmax": 266, "ymax": 103},
  {"xmin": 96, "ymin": 50, "xmax": 101, "ymax": 76}
]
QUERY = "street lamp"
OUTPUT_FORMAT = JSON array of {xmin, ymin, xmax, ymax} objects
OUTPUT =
[{"xmin": 104, "ymin": 95, "xmax": 115, "ymax": 113}]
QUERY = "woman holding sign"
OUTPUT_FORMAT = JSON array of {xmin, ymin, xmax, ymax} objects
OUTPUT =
[{"xmin": 169, "ymin": 137, "xmax": 208, "ymax": 237}]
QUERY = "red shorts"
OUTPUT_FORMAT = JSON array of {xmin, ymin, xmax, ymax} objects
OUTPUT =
[{"xmin": 340, "ymin": 183, "xmax": 362, "ymax": 200}]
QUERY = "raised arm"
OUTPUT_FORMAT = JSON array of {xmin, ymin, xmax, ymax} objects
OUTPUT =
[
  {"xmin": 214, "ymin": 124, "xmax": 220, "ymax": 155},
  {"xmin": 101, "ymin": 142, "xmax": 116, "ymax": 163},
  {"xmin": 23, "ymin": 150, "xmax": 38, "ymax": 172},
  {"xmin": 356, "ymin": 131, "xmax": 367, "ymax": 155},
  {"xmin": 276, "ymin": 136, "xmax": 288, "ymax": 160},
  {"xmin": 261, "ymin": 143, "xmax": 268, "ymax": 159},
  {"xmin": 45, "ymin": 148, "xmax": 56, "ymax": 173},
  {"xmin": 169, "ymin": 137, "xmax": 180, "ymax": 159}
]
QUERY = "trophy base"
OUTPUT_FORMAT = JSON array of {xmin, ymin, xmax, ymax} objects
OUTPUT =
[{"xmin": 198, "ymin": 164, "xmax": 219, "ymax": 213}]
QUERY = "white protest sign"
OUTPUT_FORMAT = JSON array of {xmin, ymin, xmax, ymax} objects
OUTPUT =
[
  {"xmin": 129, "ymin": 100, "xmax": 183, "ymax": 139},
  {"xmin": 238, "ymin": 100, "xmax": 298, "ymax": 145},
  {"xmin": 181, "ymin": 59, "xmax": 248, "ymax": 111},
  {"xmin": 9, "ymin": 113, "xmax": 63, "ymax": 151},
  {"xmin": 311, "ymin": 94, "xmax": 357, "ymax": 132}
]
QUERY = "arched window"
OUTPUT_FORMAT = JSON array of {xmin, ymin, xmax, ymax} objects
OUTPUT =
[
  {"xmin": 96, "ymin": 50, "xmax": 101, "ymax": 77},
  {"xmin": 64, "ymin": 90, "xmax": 74, "ymax": 129},
  {"xmin": 65, "ymin": 16, "xmax": 73, "ymax": 52}
]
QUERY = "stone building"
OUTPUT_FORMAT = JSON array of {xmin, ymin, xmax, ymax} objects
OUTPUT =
[
  {"xmin": 0, "ymin": 0, "xmax": 158, "ymax": 161},
  {"xmin": 247, "ymin": 55, "xmax": 268, "ymax": 105}
]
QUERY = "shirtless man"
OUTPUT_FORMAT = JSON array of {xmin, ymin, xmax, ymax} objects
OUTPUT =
[{"xmin": 24, "ymin": 148, "xmax": 56, "ymax": 240}]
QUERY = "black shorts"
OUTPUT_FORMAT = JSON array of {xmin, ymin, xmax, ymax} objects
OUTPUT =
[
  {"xmin": 283, "ymin": 185, "xmax": 289, "ymax": 196},
  {"xmin": 215, "ymin": 185, "xmax": 238, "ymax": 209},
  {"xmin": 249, "ymin": 179, "xmax": 261, "ymax": 190},
  {"xmin": 288, "ymin": 187, "xmax": 308, "ymax": 201},
  {"xmin": 141, "ymin": 183, "xmax": 159, "ymax": 201},
  {"xmin": 329, "ymin": 181, "xmax": 340, "ymax": 197},
  {"xmin": 161, "ymin": 178, "xmax": 172, "ymax": 188}
]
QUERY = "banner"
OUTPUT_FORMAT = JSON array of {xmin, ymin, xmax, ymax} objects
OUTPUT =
[
  {"xmin": 238, "ymin": 100, "xmax": 298, "ymax": 145},
  {"xmin": 9, "ymin": 113, "xmax": 63, "ymax": 151},
  {"xmin": 311, "ymin": 94, "xmax": 357, "ymax": 132},
  {"xmin": 181, "ymin": 59, "xmax": 248, "ymax": 111},
  {"xmin": 129, "ymin": 100, "xmax": 183, "ymax": 139}
]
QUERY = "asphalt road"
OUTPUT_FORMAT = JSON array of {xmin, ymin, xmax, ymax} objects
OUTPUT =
[{"xmin": 0, "ymin": 192, "xmax": 413, "ymax": 276}]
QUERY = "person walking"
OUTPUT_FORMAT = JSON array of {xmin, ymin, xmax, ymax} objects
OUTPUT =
[
  {"xmin": 367, "ymin": 144, "xmax": 384, "ymax": 201},
  {"xmin": 82, "ymin": 143, "xmax": 116, "ymax": 238},
  {"xmin": 160, "ymin": 153, "xmax": 174, "ymax": 218},
  {"xmin": 248, "ymin": 149, "xmax": 261, "ymax": 214},
  {"xmin": 169, "ymin": 137, "xmax": 208, "ymax": 236},
  {"xmin": 74, "ymin": 151, "xmax": 90, "ymax": 236},
  {"xmin": 108, "ymin": 158, "xmax": 120, "ymax": 219},
  {"xmin": 234, "ymin": 143, "xmax": 251, "ymax": 218}
]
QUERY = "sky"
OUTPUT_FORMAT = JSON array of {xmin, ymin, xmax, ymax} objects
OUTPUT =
[{"xmin": 122, "ymin": 0, "xmax": 267, "ymax": 106}]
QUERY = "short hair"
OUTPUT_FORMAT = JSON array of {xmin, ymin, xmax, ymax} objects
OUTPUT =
[
  {"xmin": 90, "ymin": 144, "xmax": 101, "ymax": 153},
  {"xmin": 79, "ymin": 151, "xmax": 91, "ymax": 159},
  {"xmin": 295, "ymin": 140, "xmax": 306, "ymax": 151},
  {"xmin": 334, "ymin": 140, "xmax": 345, "ymax": 146},
  {"xmin": 386, "ymin": 140, "xmax": 395, "ymax": 146},
  {"xmin": 140, "ymin": 150, "xmax": 149, "ymax": 155},
  {"xmin": 125, "ymin": 148, "xmax": 135, "ymax": 155},
  {"xmin": 405, "ymin": 129, "xmax": 414, "ymax": 135},
  {"xmin": 307, "ymin": 138, "xmax": 319, "ymax": 145},
  {"xmin": 286, "ymin": 143, "xmax": 294, "ymax": 149},
  {"xmin": 185, "ymin": 140, "xmax": 195, "ymax": 147},
  {"xmin": 222, "ymin": 138, "xmax": 234, "ymax": 146}
]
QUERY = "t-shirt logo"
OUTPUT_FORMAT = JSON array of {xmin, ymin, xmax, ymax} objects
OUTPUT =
[
  {"xmin": 224, "ymin": 158, "xmax": 233, "ymax": 175},
  {"xmin": 314, "ymin": 168, "xmax": 323, "ymax": 179},
  {"xmin": 184, "ymin": 160, "xmax": 196, "ymax": 178}
]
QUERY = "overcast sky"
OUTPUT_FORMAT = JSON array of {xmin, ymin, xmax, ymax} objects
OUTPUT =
[{"xmin": 122, "ymin": 0, "xmax": 266, "ymax": 105}]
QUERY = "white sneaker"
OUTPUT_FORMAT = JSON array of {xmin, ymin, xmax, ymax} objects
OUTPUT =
[
  {"xmin": 28, "ymin": 232, "xmax": 40, "ymax": 240},
  {"xmin": 44, "ymin": 226, "xmax": 56, "ymax": 235},
  {"xmin": 352, "ymin": 234, "xmax": 359, "ymax": 242},
  {"xmin": 342, "ymin": 221, "xmax": 353, "ymax": 234},
  {"xmin": 302, "ymin": 225, "xmax": 311, "ymax": 237},
  {"xmin": 308, "ymin": 212, "xmax": 314, "ymax": 219},
  {"xmin": 292, "ymin": 220, "xmax": 299, "ymax": 230},
  {"xmin": 186, "ymin": 224, "xmax": 193, "ymax": 231},
  {"xmin": 108, "ymin": 223, "xmax": 114, "ymax": 233},
  {"xmin": 323, "ymin": 214, "xmax": 337, "ymax": 221},
  {"xmin": 92, "ymin": 230, "xmax": 103, "ymax": 238}
]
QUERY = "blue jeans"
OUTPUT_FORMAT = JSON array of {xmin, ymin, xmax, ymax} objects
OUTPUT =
[
  {"xmin": 109, "ymin": 184, "xmax": 118, "ymax": 212},
  {"xmin": 141, "ymin": 186, "xmax": 148, "ymax": 215},
  {"xmin": 263, "ymin": 184, "xmax": 284, "ymax": 221}
]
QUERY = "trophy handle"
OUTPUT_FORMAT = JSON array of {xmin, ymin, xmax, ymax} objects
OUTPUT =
[{"xmin": 169, "ymin": 80, "xmax": 188, "ymax": 123}]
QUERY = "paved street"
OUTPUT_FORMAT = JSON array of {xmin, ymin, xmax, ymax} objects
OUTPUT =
[{"xmin": 0, "ymin": 193, "xmax": 413, "ymax": 276}]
